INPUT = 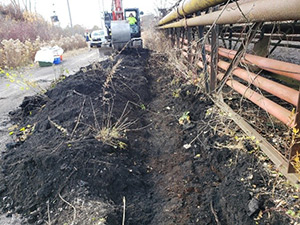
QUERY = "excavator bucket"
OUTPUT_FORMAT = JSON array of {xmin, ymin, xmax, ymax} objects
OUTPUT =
[{"xmin": 111, "ymin": 20, "xmax": 131, "ymax": 50}]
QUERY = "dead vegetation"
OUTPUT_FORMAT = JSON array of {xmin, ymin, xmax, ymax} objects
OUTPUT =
[{"xmin": 0, "ymin": 2, "xmax": 86, "ymax": 69}]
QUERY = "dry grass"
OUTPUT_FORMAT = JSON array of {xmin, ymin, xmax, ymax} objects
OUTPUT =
[
  {"xmin": 0, "ymin": 3, "xmax": 86, "ymax": 69},
  {"xmin": 95, "ymin": 105, "xmax": 136, "ymax": 149},
  {"xmin": 94, "ymin": 59, "xmax": 134, "ymax": 149},
  {"xmin": 0, "ymin": 34, "xmax": 86, "ymax": 69},
  {"xmin": 142, "ymin": 25, "xmax": 205, "ymax": 89},
  {"xmin": 142, "ymin": 23, "xmax": 172, "ymax": 53}
]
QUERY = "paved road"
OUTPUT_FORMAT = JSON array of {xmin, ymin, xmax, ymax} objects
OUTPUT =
[{"xmin": 0, "ymin": 48, "xmax": 103, "ymax": 224}]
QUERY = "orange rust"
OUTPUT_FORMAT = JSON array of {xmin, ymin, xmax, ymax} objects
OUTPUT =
[
  {"xmin": 215, "ymin": 58, "xmax": 299, "ymax": 106},
  {"xmin": 197, "ymin": 58, "xmax": 295, "ymax": 127},
  {"xmin": 205, "ymin": 45, "xmax": 300, "ymax": 81}
]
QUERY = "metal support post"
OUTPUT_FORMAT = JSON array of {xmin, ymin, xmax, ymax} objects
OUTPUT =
[
  {"xmin": 176, "ymin": 28, "xmax": 180, "ymax": 49},
  {"xmin": 220, "ymin": 26, "xmax": 228, "ymax": 49},
  {"xmin": 199, "ymin": 25, "xmax": 209, "ymax": 93},
  {"xmin": 210, "ymin": 24, "xmax": 219, "ymax": 93},
  {"xmin": 181, "ymin": 27, "xmax": 185, "ymax": 49},
  {"xmin": 66, "ymin": 0, "xmax": 73, "ymax": 28},
  {"xmin": 229, "ymin": 24, "xmax": 233, "ymax": 49},
  {"xmin": 176, "ymin": 28, "xmax": 181, "ymax": 58},
  {"xmin": 171, "ymin": 28, "xmax": 176, "ymax": 47},
  {"xmin": 165, "ymin": 29, "xmax": 169, "ymax": 38},
  {"xmin": 268, "ymin": 25, "xmax": 294, "ymax": 57},
  {"xmin": 187, "ymin": 27, "xmax": 192, "ymax": 62}
]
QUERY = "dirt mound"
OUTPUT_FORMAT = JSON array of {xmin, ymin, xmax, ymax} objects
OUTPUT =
[
  {"xmin": 0, "ymin": 49, "xmax": 296, "ymax": 225},
  {"xmin": 1, "ymin": 49, "xmax": 153, "ymax": 224}
]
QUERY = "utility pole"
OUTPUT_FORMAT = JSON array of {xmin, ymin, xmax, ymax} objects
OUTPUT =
[
  {"xmin": 101, "ymin": 0, "xmax": 106, "ymax": 29},
  {"xmin": 98, "ymin": 0, "xmax": 104, "ymax": 29},
  {"xmin": 66, "ymin": 0, "xmax": 73, "ymax": 28}
]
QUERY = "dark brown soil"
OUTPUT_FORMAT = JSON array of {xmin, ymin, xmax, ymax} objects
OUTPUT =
[{"xmin": 0, "ymin": 49, "xmax": 297, "ymax": 224}]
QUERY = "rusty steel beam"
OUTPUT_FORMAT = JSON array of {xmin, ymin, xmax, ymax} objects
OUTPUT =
[
  {"xmin": 159, "ymin": 0, "xmax": 300, "ymax": 29},
  {"xmin": 205, "ymin": 45, "xmax": 300, "ymax": 81},
  {"xmin": 158, "ymin": 0, "xmax": 228, "ymax": 26}
]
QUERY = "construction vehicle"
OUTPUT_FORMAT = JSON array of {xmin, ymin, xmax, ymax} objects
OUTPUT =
[{"xmin": 102, "ymin": 0, "xmax": 143, "ymax": 51}]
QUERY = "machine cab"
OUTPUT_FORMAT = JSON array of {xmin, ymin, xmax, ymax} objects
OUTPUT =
[{"xmin": 124, "ymin": 8, "xmax": 143, "ymax": 38}]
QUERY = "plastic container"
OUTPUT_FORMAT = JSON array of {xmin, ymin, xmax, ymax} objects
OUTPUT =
[{"xmin": 53, "ymin": 57, "xmax": 61, "ymax": 65}]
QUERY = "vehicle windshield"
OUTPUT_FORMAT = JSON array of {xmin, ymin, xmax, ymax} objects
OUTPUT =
[{"xmin": 92, "ymin": 30, "xmax": 105, "ymax": 36}]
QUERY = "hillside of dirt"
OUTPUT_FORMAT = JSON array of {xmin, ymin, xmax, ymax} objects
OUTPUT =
[{"xmin": 0, "ymin": 49, "xmax": 299, "ymax": 224}]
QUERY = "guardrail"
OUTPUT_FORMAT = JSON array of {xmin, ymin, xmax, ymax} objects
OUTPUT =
[{"xmin": 158, "ymin": 0, "xmax": 300, "ymax": 184}]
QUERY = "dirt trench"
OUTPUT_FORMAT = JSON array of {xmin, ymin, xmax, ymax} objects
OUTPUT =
[{"xmin": 0, "ymin": 49, "xmax": 295, "ymax": 224}]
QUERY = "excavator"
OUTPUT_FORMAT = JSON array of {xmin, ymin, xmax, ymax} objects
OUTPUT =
[{"xmin": 102, "ymin": 0, "xmax": 143, "ymax": 51}]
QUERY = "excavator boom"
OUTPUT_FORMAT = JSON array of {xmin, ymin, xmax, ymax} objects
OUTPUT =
[{"xmin": 112, "ymin": 0, "xmax": 124, "ymax": 20}]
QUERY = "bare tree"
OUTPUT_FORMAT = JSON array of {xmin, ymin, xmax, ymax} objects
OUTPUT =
[
  {"xmin": 9, "ymin": 0, "xmax": 22, "ymax": 16},
  {"xmin": 9, "ymin": 0, "xmax": 20, "ymax": 9},
  {"xmin": 10, "ymin": 0, "xmax": 32, "ymax": 12},
  {"xmin": 153, "ymin": 0, "xmax": 178, "ymax": 16},
  {"xmin": 22, "ymin": 0, "xmax": 32, "ymax": 11},
  {"xmin": 154, "ymin": 0, "xmax": 178, "ymax": 9}
]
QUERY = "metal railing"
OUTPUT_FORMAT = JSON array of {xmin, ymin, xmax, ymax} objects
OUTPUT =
[{"xmin": 158, "ymin": 0, "xmax": 300, "ymax": 184}]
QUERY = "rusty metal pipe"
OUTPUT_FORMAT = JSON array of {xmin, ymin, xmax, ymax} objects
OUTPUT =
[
  {"xmin": 223, "ymin": 78, "xmax": 294, "ymax": 127},
  {"xmin": 205, "ymin": 45, "xmax": 300, "ymax": 81},
  {"xmin": 183, "ymin": 41, "xmax": 299, "ymax": 106},
  {"xmin": 159, "ymin": 0, "xmax": 300, "ymax": 29},
  {"xmin": 183, "ymin": 42, "xmax": 299, "ymax": 105},
  {"xmin": 197, "ymin": 61, "xmax": 294, "ymax": 126},
  {"xmin": 158, "ymin": 0, "xmax": 228, "ymax": 26},
  {"xmin": 216, "ymin": 58, "xmax": 299, "ymax": 106},
  {"xmin": 219, "ymin": 37, "xmax": 300, "ymax": 49},
  {"xmin": 228, "ymin": 33, "xmax": 300, "ymax": 42}
]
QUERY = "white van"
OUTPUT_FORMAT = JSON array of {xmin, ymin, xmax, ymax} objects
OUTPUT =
[{"xmin": 90, "ymin": 29, "xmax": 107, "ymax": 48}]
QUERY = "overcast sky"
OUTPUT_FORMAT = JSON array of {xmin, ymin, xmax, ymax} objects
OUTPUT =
[{"xmin": 1, "ymin": 0, "xmax": 176, "ymax": 28}]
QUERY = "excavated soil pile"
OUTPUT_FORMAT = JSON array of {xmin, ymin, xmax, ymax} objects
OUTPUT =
[{"xmin": 0, "ymin": 49, "xmax": 294, "ymax": 224}]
